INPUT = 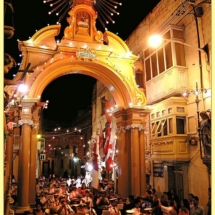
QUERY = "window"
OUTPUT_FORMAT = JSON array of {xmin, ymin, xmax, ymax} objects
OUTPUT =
[
  {"xmin": 135, "ymin": 71, "xmax": 143, "ymax": 88},
  {"xmin": 187, "ymin": 115, "xmax": 197, "ymax": 134},
  {"xmin": 165, "ymin": 42, "xmax": 173, "ymax": 69},
  {"xmin": 101, "ymin": 96, "xmax": 106, "ymax": 115},
  {"xmin": 150, "ymin": 115, "xmax": 186, "ymax": 138},
  {"xmin": 162, "ymin": 110, "xmax": 166, "ymax": 116},
  {"xmin": 168, "ymin": 118, "xmax": 173, "ymax": 134},
  {"xmin": 145, "ymin": 58, "xmax": 151, "ymax": 81},
  {"xmin": 151, "ymin": 53, "xmax": 158, "ymax": 78},
  {"xmin": 144, "ymin": 27, "xmax": 186, "ymax": 82},
  {"xmin": 176, "ymin": 116, "xmax": 186, "ymax": 134},
  {"xmin": 168, "ymin": 108, "xmax": 172, "ymax": 114},
  {"xmin": 158, "ymin": 48, "xmax": 165, "ymax": 74},
  {"xmin": 175, "ymin": 43, "xmax": 186, "ymax": 66}
]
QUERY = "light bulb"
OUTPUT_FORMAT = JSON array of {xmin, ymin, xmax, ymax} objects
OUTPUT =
[{"xmin": 148, "ymin": 35, "xmax": 163, "ymax": 48}]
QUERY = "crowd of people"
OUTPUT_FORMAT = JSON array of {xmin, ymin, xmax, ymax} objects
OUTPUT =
[{"xmin": 11, "ymin": 173, "xmax": 210, "ymax": 215}]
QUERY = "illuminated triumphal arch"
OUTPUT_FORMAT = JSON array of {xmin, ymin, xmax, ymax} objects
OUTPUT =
[{"xmin": 4, "ymin": 1, "xmax": 150, "ymax": 212}]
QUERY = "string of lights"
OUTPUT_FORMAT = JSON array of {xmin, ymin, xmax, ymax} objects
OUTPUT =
[
  {"xmin": 42, "ymin": 125, "xmax": 92, "ymax": 137},
  {"xmin": 43, "ymin": 0, "xmax": 122, "ymax": 30}
]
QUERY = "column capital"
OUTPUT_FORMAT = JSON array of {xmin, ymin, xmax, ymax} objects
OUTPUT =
[
  {"xmin": 126, "ymin": 124, "xmax": 147, "ymax": 131},
  {"xmin": 18, "ymin": 119, "xmax": 34, "ymax": 126},
  {"xmin": 118, "ymin": 124, "xmax": 148, "ymax": 133}
]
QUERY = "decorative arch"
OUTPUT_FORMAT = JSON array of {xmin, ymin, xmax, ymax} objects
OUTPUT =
[
  {"xmin": 29, "ymin": 59, "xmax": 134, "ymax": 108},
  {"xmin": 8, "ymin": 2, "xmax": 147, "ymax": 110}
]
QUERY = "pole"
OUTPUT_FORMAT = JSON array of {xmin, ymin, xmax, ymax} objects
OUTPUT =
[{"xmin": 195, "ymin": 82, "xmax": 202, "ymax": 158}]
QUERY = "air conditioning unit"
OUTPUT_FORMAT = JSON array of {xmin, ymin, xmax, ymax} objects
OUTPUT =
[{"xmin": 40, "ymin": 154, "xmax": 46, "ymax": 160}]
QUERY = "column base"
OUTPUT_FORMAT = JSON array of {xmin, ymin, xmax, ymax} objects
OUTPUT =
[{"xmin": 14, "ymin": 206, "xmax": 31, "ymax": 215}]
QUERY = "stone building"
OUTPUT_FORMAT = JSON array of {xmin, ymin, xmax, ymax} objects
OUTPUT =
[{"xmin": 125, "ymin": 0, "xmax": 211, "ymax": 212}]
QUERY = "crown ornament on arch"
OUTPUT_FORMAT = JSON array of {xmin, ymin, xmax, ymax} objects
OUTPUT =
[{"xmin": 44, "ymin": 0, "xmax": 122, "ymax": 29}]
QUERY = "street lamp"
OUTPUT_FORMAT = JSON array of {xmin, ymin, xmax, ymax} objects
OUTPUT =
[
  {"xmin": 182, "ymin": 81, "xmax": 209, "ymax": 158},
  {"xmin": 148, "ymin": 34, "xmax": 209, "ymax": 63}
]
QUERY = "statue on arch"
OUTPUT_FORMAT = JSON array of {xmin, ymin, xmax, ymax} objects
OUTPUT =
[{"xmin": 199, "ymin": 110, "xmax": 211, "ymax": 158}]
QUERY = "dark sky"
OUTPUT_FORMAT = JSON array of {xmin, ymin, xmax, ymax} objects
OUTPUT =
[{"xmin": 4, "ymin": 0, "xmax": 160, "ymax": 130}]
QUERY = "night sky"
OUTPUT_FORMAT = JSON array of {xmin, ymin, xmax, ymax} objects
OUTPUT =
[{"xmin": 4, "ymin": 0, "xmax": 161, "ymax": 130}]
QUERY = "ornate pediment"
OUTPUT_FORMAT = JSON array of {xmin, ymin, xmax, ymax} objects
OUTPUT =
[{"xmin": 63, "ymin": 4, "xmax": 103, "ymax": 43}]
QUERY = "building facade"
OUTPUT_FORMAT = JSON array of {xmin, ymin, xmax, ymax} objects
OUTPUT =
[{"xmin": 126, "ymin": 0, "xmax": 211, "ymax": 212}]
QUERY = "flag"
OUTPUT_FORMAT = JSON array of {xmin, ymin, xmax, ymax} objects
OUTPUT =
[
  {"xmin": 98, "ymin": 124, "xmax": 105, "ymax": 160},
  {"xmin": 91, "ymin": 137, "xmax": 99, "ymax": 189},
  {"xmin": 105, "ymin": 126, "xmax": 116, "ymax": 171}
]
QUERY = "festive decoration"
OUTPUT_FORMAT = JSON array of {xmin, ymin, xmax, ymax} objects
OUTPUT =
[
  {"xmin": 91, "ymin": 136, "xmax": 99, "ymax": 189},
  {"xmin": 43, "ymin": 0, "xmax": 122, "ymax": 30}
]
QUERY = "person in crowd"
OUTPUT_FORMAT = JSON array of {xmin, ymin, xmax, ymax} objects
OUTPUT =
[
  {"xmin": 81, "ymin": 189, "xmax": 94, "ymax": 208},
  {"xmin": 96, "ymin": 191, "xmax": 111, "ymax": 215},
  {"xmin": 190, "ymin": 196, "xmax": 204, "ymax": 215},
  {"xmin": 78, "ymin": 182, "xmax": 87, "ymax": 196},
  {"xmin": 207, "ymin": 188, "xmax": 211, "ymax": 215},
  {"xmin": 36, "ymin": 179, "xmax": 44, "ymax": 195},
  {"xmin": 124, "ymin": 195, "xmax": 135, "ymax": 210},
  {"xmin": 151, "ymin": 199, "xmax": 162, "ymax": 215},
  {"xmin": 86, "ymin": 201, "xmax": 97, "ymax": 215},
  {"xmin": 179, "ymin": 199, "xmax": 190, "ymax": 214},
  {"xmin": 96, "ymin": 191, "xmax": 110, "ymax": 208},
  {"xmin": 101, "ymin": 166, "xmax": 107, "ymax": 180},
  {"xmin": 187, "ymin": 193, "xmax": 195, "ymax": 210},
  {"xmin": 55, "ymin": 177, "xmax": 62, "ymax": 187},
  {"xmin": 76, "ymin": 203, "xmax": 88, "ymax": 213},
  {"xmin": 169, "ymin": 189, "xmax": 179, "ymax": 203},
  {"xmin": 33, "ymin": 203, "xmax": 45, "ymax": 215},
  {"xmin": 144, "ymin": 190, "xmax": 153, "ymax": 205},
  {"xmin": 39, "ymin": 192, "xmax": 48, "ymax": 208},
  {"xmin": 151, "ymin": 188, "xmax": 156, "ymax": 195},
  {"xmin": 67, "ymin": 176, "xmax": 72, "ymax": 187},
  {"xmin": 158, "ymin": 197, "xmax": 177, "ymax": 215},
  {"xmin": 178, "ymin": 207, "xmax": 190, "ymax": 215},
  {"xmin": 12, "ymin": 175, "xmax": 16, "ymax": 183},
  {"xmin": 49, "ymin": 194, "xmax": 60, "ymax": 214},
  {"xmin": 83, "ymin": 172, "xmax": 93, "ymax": 187},
  {"xmin": 74, "ymin": 176, "xmax": 82, "ymax": 188},
  {"xmin": 132, "ymin": 198, "xmax": 141, "ymax": 215},
  {"xmin": 69, "ymin": 186, "xmax": 83, "ymax": 201},
  {"xmin": 11, "ymin": 182, "xmax": 18, "ymax": 206},
  {"xmin": 146, "ymin": 183, "xmax": 152, "ymax": 192},
  {"xmin": 109, "ymin": 199, "xmax": 121, "ymax": 215},
  {"xmin": 57, "ymin": 197, "xmax": 75, "ymax": 215},
  {"xmin": 49, "ymin": 184, "xmax": 57, "ymax": 194},
  {"xmin": 173, "ymin": 199, "xmax": 180, "ymax": 214},
  {"xmin": 138, "ymin": 196, "xmax": 151, "ymax": 212}
]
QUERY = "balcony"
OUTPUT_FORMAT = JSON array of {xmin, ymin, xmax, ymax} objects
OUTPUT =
[
  {"xmin": 146, "ymin": 66, "xmax": 188, "ymax": 104},
  {"xmin": 150, "ymin": 136, "xmax": 190, "ymax": 161}
]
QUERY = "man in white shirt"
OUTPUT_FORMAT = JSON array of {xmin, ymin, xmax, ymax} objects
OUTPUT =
[{"xmin": 74, "ymin": 176, "xmax": 82, "ymax": 188}]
